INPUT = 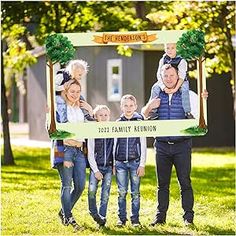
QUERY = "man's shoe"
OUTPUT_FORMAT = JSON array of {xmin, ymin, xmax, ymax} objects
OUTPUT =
[
  {"xmin": 186, "ymin": 112, "xmax": 195, "ymax": 119},
  {"xmin": 117, "ymin": 219, "xmax": 126, "ymax": 227},
  {"xmin": 149, "ymin": 218, "xmax": 166, "ymax": 226},
  {"xmin": 184, "ymin": 219, "xmax": 194, "ymax": 227}
]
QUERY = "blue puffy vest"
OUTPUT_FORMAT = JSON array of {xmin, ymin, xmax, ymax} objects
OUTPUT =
[
  {"xmin": 163, "ymin": 54, "xmax": 182, "ymax": 68},
  {"xmin": 156, "ymin": 90, "xmax": 189, "ymax": 142},
  {"xmin": 94, "ymin": 138, "xmax": 114, "ymax": 167},
  {"xmin": 115, "ymin": 112, "xmax": 143, "ymax": 162}
]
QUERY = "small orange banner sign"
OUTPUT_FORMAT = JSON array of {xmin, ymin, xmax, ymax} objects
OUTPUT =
[{"xmin": 93, "ymin": 32, "xmax": 157, "ymax": 44}]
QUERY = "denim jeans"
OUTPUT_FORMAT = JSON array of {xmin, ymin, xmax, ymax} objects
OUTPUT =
[
  {"xmin": 155, "ymin": 139, "xmax": 194, "ymax": 222},
  {"xmin": 180, "ymin": 80, "xmax": 191, "ymax": 113},
  {"xmin": 88, "ymin": 166, "xmax": 112, "ymax": 218},
  {"xmin": 115, "ymin": 159, "xmax": 141, "ymax": 222},
  {"xmin": 57, "ymin": 146, "xmax": 86, "ymax": 218}
]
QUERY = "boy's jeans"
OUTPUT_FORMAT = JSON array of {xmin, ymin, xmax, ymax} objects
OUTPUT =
[
  {"xmin": 115, "ymin": 159, "xmax": 141, "ymax": 223},
  {"xmin": 57, "ymin": 147, "xmax": 86, "ymax": 218},
  {"xmin": 88, "ymin": 166, "xmax": 112, "ymax": 218},
  {"xmin": 180, "ymin": 80, "xmax": 191, "ymax": 113}
]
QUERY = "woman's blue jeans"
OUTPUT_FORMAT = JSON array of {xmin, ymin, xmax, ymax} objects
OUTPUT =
[
  {"xmin": 88, "ymin": 166, "xmax": 112, "ymax": 218},
  {"xmin": 57, "ymin": 147, "xmax": 86, "ymax": 218}
]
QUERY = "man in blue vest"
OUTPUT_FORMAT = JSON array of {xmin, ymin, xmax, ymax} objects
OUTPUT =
[{"xmin": 142, "ymin": 64, "xmax": 207, "ymax": 227}]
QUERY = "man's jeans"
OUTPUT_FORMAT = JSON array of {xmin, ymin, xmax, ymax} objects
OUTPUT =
[
  {"xmin": 115, "ymin": 159, "xmax": 141, "ymax": 223},
  {"xmin": 88, "ymin": 166, "xmax": 112, "ymax": 218},
  {"xmin": 155, "ymin": 139, "xmax": 194, "ymax": 222},
  {"xmin": 57, "ymin": 147, "xmax": 86, "ymax": 218}
]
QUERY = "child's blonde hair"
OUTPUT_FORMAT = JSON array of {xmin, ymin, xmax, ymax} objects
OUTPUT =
[
  {"xmin": 120, "ymin": 94, "xmax": 137, "ymax": 106},
  {"xmin": 66, "ymin": 59, "xmax": 89, "ymax": 75},
  {"xmin": 93, "ymin": 105, "xmax": 110, "ymax": 117}
]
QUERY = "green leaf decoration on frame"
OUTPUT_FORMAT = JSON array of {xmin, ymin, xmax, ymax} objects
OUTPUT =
[
  {"xmin": 177, "ymin": 29, "xmax": 207, "ymax": 130},
  {"xmin": 49, "ymin": 129, "xmax": 75, "ymax": 140},
  {"xmin": 176, "ymin": 29, "xmax": 205, "ymax": 61},
  {"xmin": 45, "ymin": 33, "xmax": 75, "ymax": 65}
]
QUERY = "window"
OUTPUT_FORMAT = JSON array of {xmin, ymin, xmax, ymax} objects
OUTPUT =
[{"xmin": 107, "ymin": 59, "xmax": 122, "ymax": 102}]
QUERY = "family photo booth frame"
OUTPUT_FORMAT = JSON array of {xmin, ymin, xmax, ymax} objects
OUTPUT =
[{"xmin": 46, "ymin": 30, "xmax": 208, "ymax": 139}]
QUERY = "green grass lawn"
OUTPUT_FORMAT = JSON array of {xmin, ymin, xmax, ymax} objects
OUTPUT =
[{"xmin": 2, "ymin": 146, "xmax": 235, "ymax": 235}]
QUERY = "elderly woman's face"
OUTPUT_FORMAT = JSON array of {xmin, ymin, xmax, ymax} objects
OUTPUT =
[{"xmin": 66, "ymin": 84, "xmax": 81, "ymax": 103}]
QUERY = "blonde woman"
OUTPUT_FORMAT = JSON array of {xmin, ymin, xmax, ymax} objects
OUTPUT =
[{"xmin": 53, "ymin": 80, "xmax": 92, "ymax": 231}]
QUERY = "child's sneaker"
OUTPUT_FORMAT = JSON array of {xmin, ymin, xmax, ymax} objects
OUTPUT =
[
  {"xmin": 185, "ymin": 112, "xmax": 194, "ymax": 119},
  {"xmin": 131, "ymin": 220, "xmax": 141, "ymax": 227},
  {"xmin": 148, "ymin": 111, "xmax": 159, "ymax": 120},
  {"xmin": 92, "ymin": 213, "xmax": 106, "ymax": 226},
  {"xmin": 116, "ymin": 219, "xmax": 126, "ymax": 227}
]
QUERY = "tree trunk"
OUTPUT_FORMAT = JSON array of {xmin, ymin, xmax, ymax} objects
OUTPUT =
[
  {"xmin": 135, "ymin": 2, "xmax": 146, "ymax": 20},
  {"xmin": 1, "ymin": 40, "xmax": 15, "ymax": 165},
  {"xmin": 48, "ymin": 60, "xmax": 57, "ymax": 134},
  {"xmin": 198, "ymin": 57, "xmax": 207, "ymax": 129}
]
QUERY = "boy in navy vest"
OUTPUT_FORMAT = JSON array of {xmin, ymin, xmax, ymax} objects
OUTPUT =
[
  {"xmin": 150, "ymin": 43, "xmax": 193, "ymax": 119},
  {"xmin": 87, "ymin": 105, "xmax": 114, "ymax": 227},
  {"xmin": 114, "ymin": 94, "xmax": 147, "ymax": 227}
]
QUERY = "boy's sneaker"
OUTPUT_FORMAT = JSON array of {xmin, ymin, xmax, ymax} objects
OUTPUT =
[
  {"xmin": 186, "ymin": 112, "xmax": 195, "ymax": 119},
  {"xmin": 92, "ymin": 213, "xmax": 106, "ymax": 226},
  {"xmin": 148, "ymin": 112, "xmax": 159, "ymax": 120},
  {"xmin": 58, "ymin": 210, "xmax": 67, "ymax": 226},
  {"xmin": 117, "ymin": 219, "xmax": 126, "ymax": 227},
  {"xmin": 131, "ymin": 220, "xmax": 141, "ymax": 227}
]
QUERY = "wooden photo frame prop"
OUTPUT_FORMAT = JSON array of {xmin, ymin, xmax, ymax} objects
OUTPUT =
[{"xmin": 46, "ymin": 30, "xmax": 208, "ymax": 139}]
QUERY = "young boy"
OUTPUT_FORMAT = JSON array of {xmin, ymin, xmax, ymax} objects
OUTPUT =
[
  {"xmin": 150, "ymin": 43, "xmax": 193, "ymax": 119},
  {"xmin": 87, "ymin": 105, "xmax": 114, "ymax": 227},
  {"xmin": 114, "ymin": 94, "xmax": 147, "ymax": 227}
]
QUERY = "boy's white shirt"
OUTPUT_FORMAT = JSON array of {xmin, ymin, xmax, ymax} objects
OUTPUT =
[
  {"xmin": 156, "ymin": 56, "xmax": 188, "ymax": 90},
  {"xmin": 87, "ymin": 138, "xmax": 99, "ymax": 173},
  {"xmin": 113, "ymin": 137, "xmax": 147, "ymax": 167}
]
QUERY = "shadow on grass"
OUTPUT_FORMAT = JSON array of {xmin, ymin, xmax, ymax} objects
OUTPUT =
[
  {"xmin": 83, "ymin": 223, "xmax": 183, "ymax": 235},
  {"xmin": 191, "ymin": 167, "xmax": 235, "ymax": 196},
  {"xmin": 203, "ymin": 225, "xmax": 235, "ymax": 235}
]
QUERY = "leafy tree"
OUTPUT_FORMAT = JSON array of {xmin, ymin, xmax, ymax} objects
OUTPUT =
[
  {"xmin": 1, "ymin": 24, "xmax": 36, "ymax": 165},
  {"xmin": 45, "ymin": 34, "xmax": 75, "ymax": 134},
  {"xmin": 177, "ymin": 29, "xmax": 207, "ymax": 129},
  {"xmin": 1, "ymin": 1, "xmax": 147, "ymax": 164}
]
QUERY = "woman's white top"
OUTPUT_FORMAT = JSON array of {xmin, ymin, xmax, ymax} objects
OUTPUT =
[{"xmin": 67, "ymin": 105, "xmax": 85, "ymax": 141}]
